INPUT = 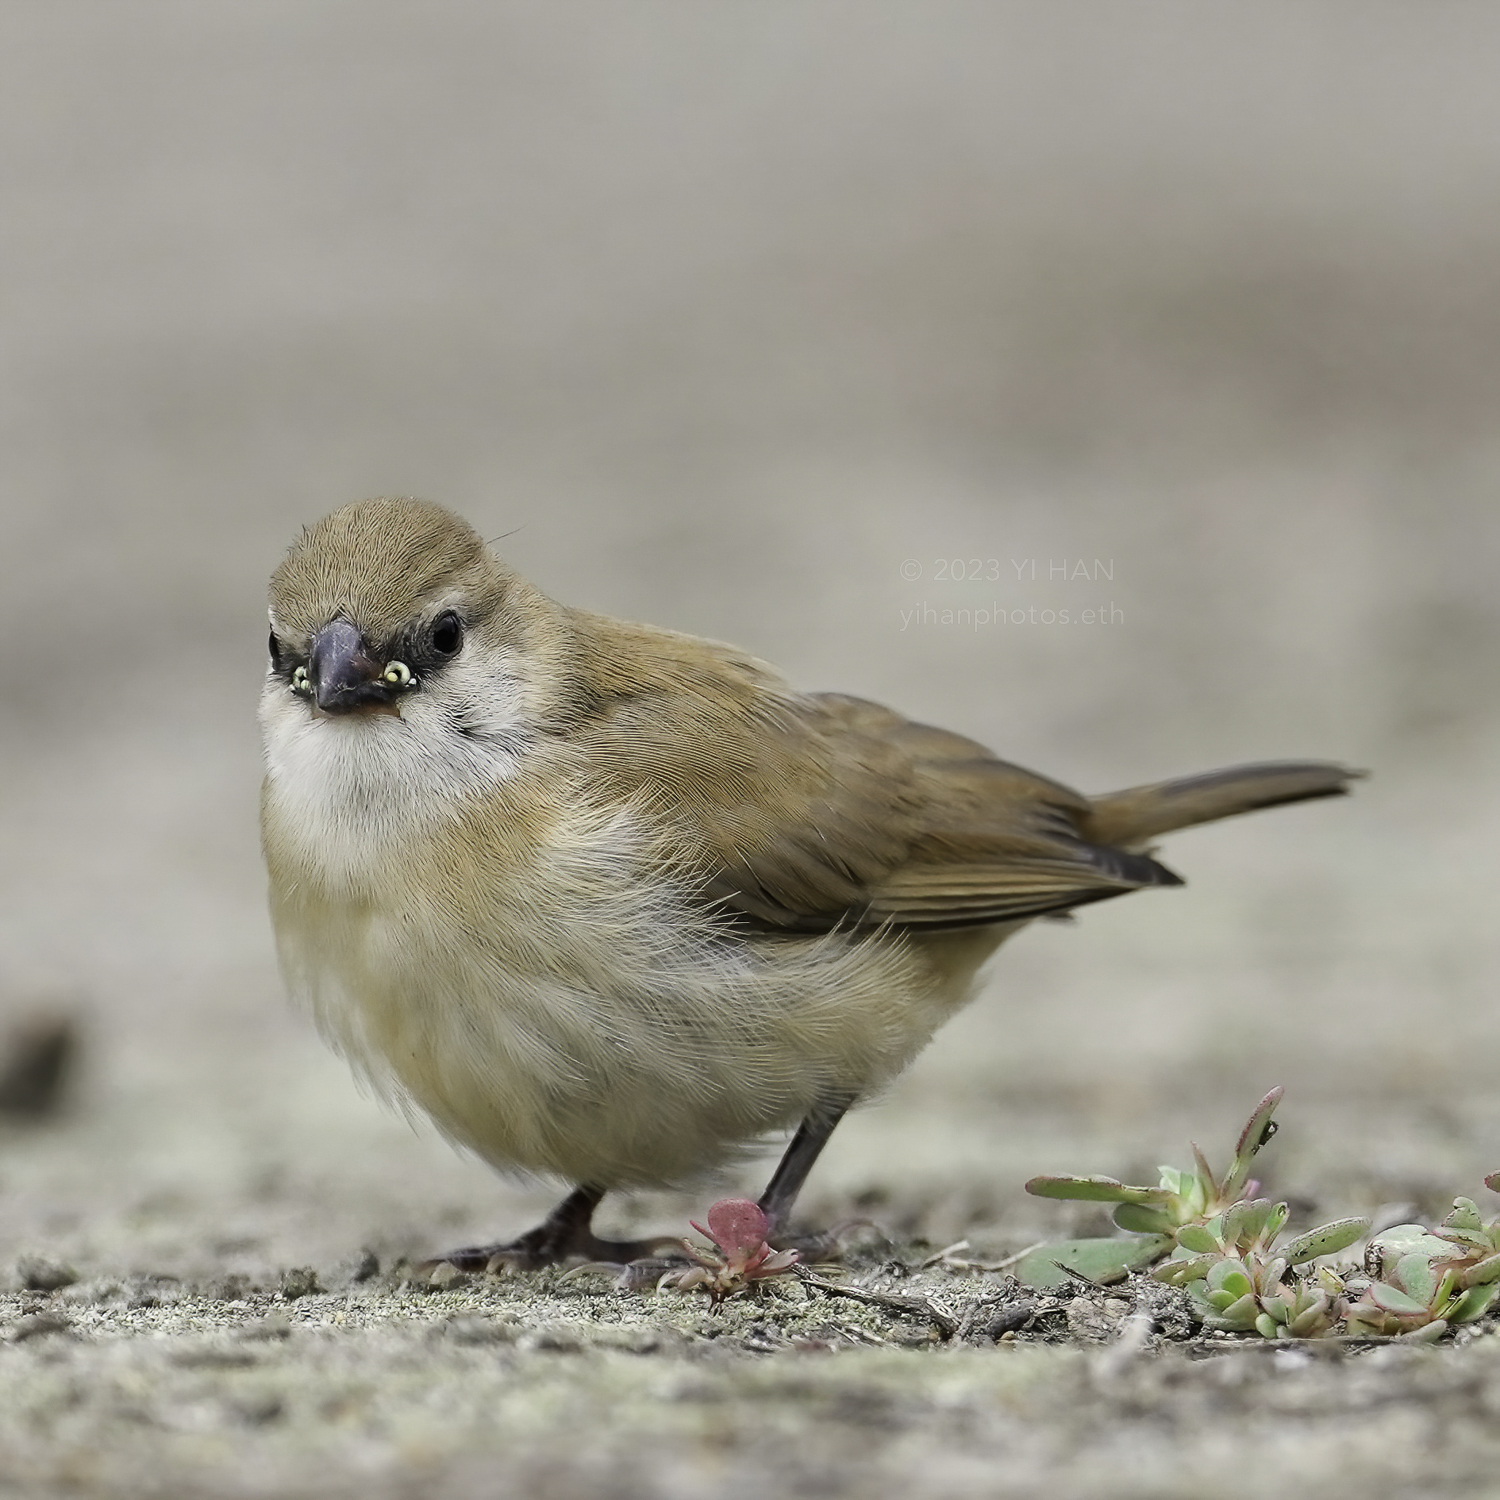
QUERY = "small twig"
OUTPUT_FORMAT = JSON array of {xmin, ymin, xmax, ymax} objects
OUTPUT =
[
  {"xmin": 1040, "ymin": 1260, "xmax": 1129, "ymax": 1291},
  {"xmin": 839, "ymin": 1324, "xmax": 893, "ymax": 1348},
  {"xmin": 977, "ymin": 1241, "xmax": 1048, "ymax": 1273},
  {"xmin": 924, "ymin": 1240, "xmax": 1048, "ymax": 1275},
  {"xmin": 796, "ymin": 1269, "xmax": 959, "ymax": 1339},
  {"xmin": 919, "ymin": 1239, "xmax": 971, "ymax": 1268}
]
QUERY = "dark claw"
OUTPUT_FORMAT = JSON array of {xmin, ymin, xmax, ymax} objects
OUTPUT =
[{"xmin": 416, "ymin": 1184, "xmax": 692, "ymax": 1277}]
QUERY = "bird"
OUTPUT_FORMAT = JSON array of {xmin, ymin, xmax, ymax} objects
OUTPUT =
[{"xmin": 259, "ymin": 497, "xmax": 1360, "ymax": 1270}]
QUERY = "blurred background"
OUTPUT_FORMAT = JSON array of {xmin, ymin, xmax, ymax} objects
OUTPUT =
[{"xmin": 1, "ymin": 2, "xmax": 1497, "ymax": 1278}]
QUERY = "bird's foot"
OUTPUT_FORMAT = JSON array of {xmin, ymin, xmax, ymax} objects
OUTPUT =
[
  {"xmin": 415, "ymin": 1184, "xmax": 689, "ymax": 1277},
  {"xmin": 417, "ymin": 1228, "xmax": 687, "ymax": 1277}
]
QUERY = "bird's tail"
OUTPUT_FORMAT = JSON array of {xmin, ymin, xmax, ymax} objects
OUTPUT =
[{"xmin": 1083, "ymin": 761, "xmax": 1364, "ymax": 848}]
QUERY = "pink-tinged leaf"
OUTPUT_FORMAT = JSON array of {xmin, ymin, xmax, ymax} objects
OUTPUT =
[
  {"xmin": 1225, "ymin": 1088, "xmax": 1283, "ymax": 1197},
  {"xmin": 739, "ymin": 1244, "xmax": 773, "ymax": 1276},
  {"xmin": 757, "ymin": 1248, "xmax": 801, "ymax": 1276},
  {"xmin": 1462, "ymin": 1252, "xmax": 1500, "ymax": 1289},
  {"xmin": 1485, "ymin": 1171, "xmax": 1500, "ymax": 1194},
  {"xmin": 1190, "ymin": 1142, "xmax": 1217, "ymax": 1200},
  {"xmin": 1393, "ymin": 1251, "xmax": 1437, "ymax": 1305},
  {"xmin": 704, "ymin": 1199, "xmax": 770, "ymax": 1258},
  {"xmin": 664, "ymin": 1267, "xmax": 714, "ymax": 1295},
  {"xmin": 683, "ymin": 1231, "xmax": 722, "ymax": 1267}
]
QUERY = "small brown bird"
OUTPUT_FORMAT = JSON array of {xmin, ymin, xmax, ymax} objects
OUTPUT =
[{"xmin": 260, "ymin": 498, "xmax": 1359, "ymax": 1268}]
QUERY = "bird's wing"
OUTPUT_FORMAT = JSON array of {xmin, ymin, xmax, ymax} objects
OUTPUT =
[
  {"xmin": 693, "ymin": 692, "xmax": 1181, "ymax": 932},
  {"xmin": 570, "ymin": 643, "xmax": 1179, "ymax": 934}
]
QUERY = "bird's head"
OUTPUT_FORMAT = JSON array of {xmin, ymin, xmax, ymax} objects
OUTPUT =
[{"xmin": 263, "ymin": 498, "xmax": 576, "ymax": 762}]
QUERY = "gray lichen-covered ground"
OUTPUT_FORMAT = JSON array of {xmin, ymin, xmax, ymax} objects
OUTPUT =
[
  {"xmin": 4, "ymin": 1191, "xmax": 1500, "ymax": 1498},
  {"xmin": 5, "ymin": 1075, "xmax": 1499, "ymax": 1497},
  {"xmin": 3, "ymin": 5, "xmax": 1500, "ymax": 1497}
]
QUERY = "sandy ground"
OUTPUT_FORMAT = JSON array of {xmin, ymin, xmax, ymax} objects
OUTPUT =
[{"xmin": 2, "ymin": 5, "xmax": 1499, "ymax": 1496}]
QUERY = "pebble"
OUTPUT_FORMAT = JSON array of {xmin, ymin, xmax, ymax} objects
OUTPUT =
[
  {"xmin": 16, "ymin": 1256, "xmax": 78, "ymax": 1293},
  {"xmin": 10, "ymin": 1312, "xmax": 72, "ymax": 1342},
  {"xmin": 279, "ymin": 1267, "xmax": 322, "ymax": 1301}
]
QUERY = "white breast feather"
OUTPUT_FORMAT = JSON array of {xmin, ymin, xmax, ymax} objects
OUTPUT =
[{"xmin": 260, "ymin": 666, "xmax": 993, "ymax": 1187}]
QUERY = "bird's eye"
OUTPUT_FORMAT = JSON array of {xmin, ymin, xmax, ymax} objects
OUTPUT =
[
  {"xmin": 430, "ymin": 611, "xmax": 463, "ymax": 656},
  {"xmin": 268, "ymin": 630, "xmax": 283, "ymax": 666}
]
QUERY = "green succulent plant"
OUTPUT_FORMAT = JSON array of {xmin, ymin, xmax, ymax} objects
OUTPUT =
[
  {"xmin": 1026, "ymin": 1087, "xmax": 1284, "ymax": 1240},
  {"xmin": 1343, "ymin": 1190, "xmax": 1500, "ymax": 1342},
  {"xmin": 1153, "ymin": 1197, "xmax": 1369, "ymax": 1338},
  {"xmin": 1018, "ymin": 1094, "xmax": 1496, "ymax": 1342},
  {"xmin": 1017, "ymin": 1088, "xmax": 1290, "ymax": 1289}
]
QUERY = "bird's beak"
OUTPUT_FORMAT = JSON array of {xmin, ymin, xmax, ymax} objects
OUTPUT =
[{"xmin": 308, "ymin": 620, "xmax": 400, "ymax": 717}]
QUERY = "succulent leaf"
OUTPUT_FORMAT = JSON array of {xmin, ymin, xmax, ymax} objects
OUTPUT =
[
  {"xmin": 1287, "ymin": 1295, "xmax": 1336, "ymax": 1338},
  {"xmin": 1208, "ymin": 1291, "xmax": 1261, "ymax": 1330},
  {"xmin": 1369, "ymin": 1225, "xmax": 1452, "ymax": 1276},
  {"xmin": 1175, "ymin": 1222, "xmax": 1220, "ymax": 1255},
  {"xmin": 1013, "ymin": 1234, "xmax": 1173, "ymax": 1290},
  {"xmin": 1151, "ymin": 1253, "xmax": 1218, "ymax": 1286},
  {"xmin": 1315, "ymin": 1265, "xmax": 1346, "ymax": 1295},
  {"xmin": 1400, "ymin": 1319, "xmax": 1449, "ymax": 1344},
  {"xmin": 667, "ymin": 1198, "xmax": 801, "ymax": 1304},
  {"xmin": 1450, "ymin": 1284, "xmax": 1499, "ymax": 1323},
  {"xmin": 1461, "ymin": 1252, "xmax": 1500, "ymax": 1289},
  {"xmin": 1225, "ymin": 1087, "xmax": 1284, "ymax": 1199},
  {"xmin": 1157, "ymin": 1166, "xmax": 1192, "ymax": 1198},
  {"xmin": 1260, "ymin": 1292, "xmax": 1293, "ymax": 1322},
  {"xmin": 1367, "ymin": 1280, "xmax": 1430, "ymax": 1316},
  {"xmin": 1207, "ymin": 1259, "xmax": 1252, "ymax": 1297},
  {"xmin": 1393, "ymin": 1252, "xmax": 1439, "ymax": 1304},
  {"xmin": 1113, "ymin": 1203, "xmax": 1176, "ymax": 1235},
  {"xmin": 1236, "ymin": 1200, "xmax": 1274, "ymax": 1242},
  {"xmin": 1442, "ymin": 1198, "xmax": 1484, "ymax": 1233},
  {"xmin": 1282, "ymin": 1217, "xmax": 1371, "ymax": 1266},
  {"xmin": 1189, "ymin": 1144, "xmax": 1218, "ymax": 1203},
  {"xmin": 1220, "ymin": 1202, "xmax": 1248, "ymax": 1251},
  {"xmin": 1024, "ymin": 1175, "xmax": 1172, "ymax": 1205},
  {"xmin": 1436, "ymin": 1227, "xmax": 1494, "ymax": 1253}
]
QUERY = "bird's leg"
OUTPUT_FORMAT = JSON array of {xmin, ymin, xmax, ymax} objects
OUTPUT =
[
  {"xmin": 421, "ymin": 1184, "xmax": 685, "ymax": 1274},
  {"xmin": 423, "ymin": 1096, "xmax": 858, "ymax": 1276},
  {"xmin": 757, "ymin": 1096, "xmax": 853, "ymax": 1244}
]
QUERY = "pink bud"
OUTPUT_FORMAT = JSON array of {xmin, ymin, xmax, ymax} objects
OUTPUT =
[{"xmin": 705, "ymin": 1199, "xmax": 769, "ymax": 1257}]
